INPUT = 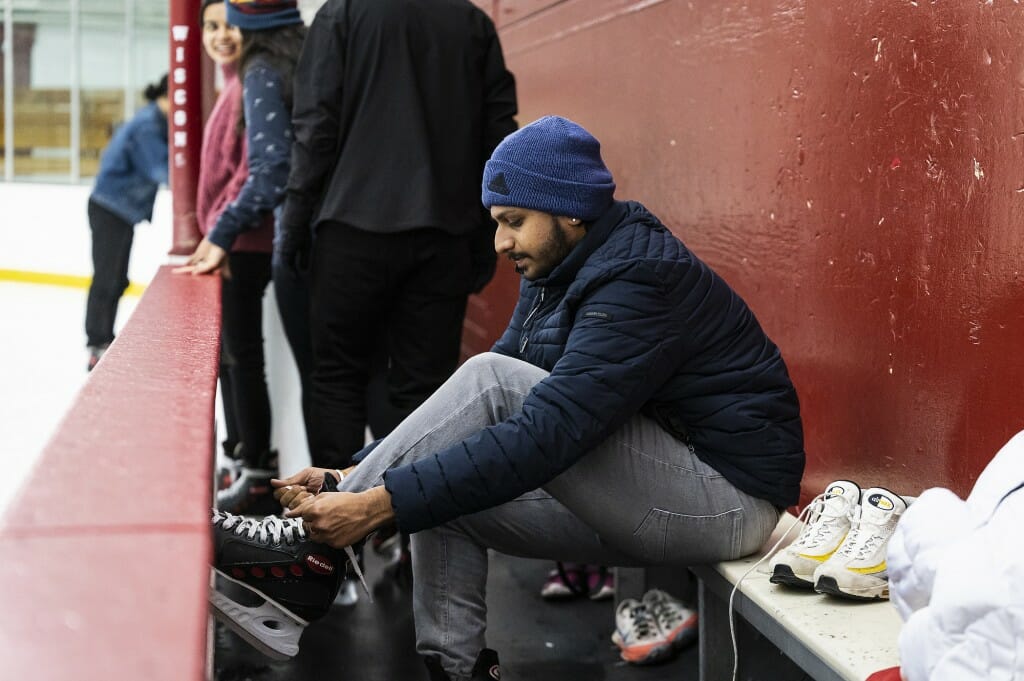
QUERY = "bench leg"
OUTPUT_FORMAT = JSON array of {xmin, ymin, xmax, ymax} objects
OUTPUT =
[
  {"xmin": 697, "ymin": 578, "xmax": 812, "ymax": 681},
  {"xmin": 698, "ymin": 576, "xmax": 735, "ymax": 681},
  {"xmin": 613, "ymin": 567, "xmax": 647, "ymax": 603}
]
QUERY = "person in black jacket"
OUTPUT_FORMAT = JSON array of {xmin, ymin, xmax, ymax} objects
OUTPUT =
[
  {"xmin": 275, "ymin": 0, "xmax": 518, "ymax": 476},
  {"xmin": 270, "ymin": 116, "xmax": 805, "ymax": 680}
]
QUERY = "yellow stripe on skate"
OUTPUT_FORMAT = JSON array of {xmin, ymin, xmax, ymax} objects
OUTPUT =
[
  {"xmin": 798, "ymin": 547, "xmax": 839, "ymax": 562},
  {"xmin": 847, "ymin": 561, "xmax": 886, "ymax": 574}
]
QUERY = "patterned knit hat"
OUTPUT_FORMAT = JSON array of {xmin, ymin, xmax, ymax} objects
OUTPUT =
[
  {"xmin": 482, "ymin": 116, "xmax": 616, "ymax": 221},
  {"xmin": 226, "ymin": 0, "xmax": 302, "ymax": 31}
]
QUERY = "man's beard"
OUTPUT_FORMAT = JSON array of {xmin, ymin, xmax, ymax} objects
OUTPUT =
[{"xmin": 523, "ymin": 216, "xmax": 575, "ymax": 279}]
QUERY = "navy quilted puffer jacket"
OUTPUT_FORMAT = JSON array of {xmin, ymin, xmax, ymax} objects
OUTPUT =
[{"xmin": 384, "ymin": 201, "xmax": 804, "ymax": 532}]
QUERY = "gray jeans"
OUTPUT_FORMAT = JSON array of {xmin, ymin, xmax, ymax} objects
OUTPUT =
[{"xmin": 342, "ymin": 352, "xmax": 780, "ymax": 680}]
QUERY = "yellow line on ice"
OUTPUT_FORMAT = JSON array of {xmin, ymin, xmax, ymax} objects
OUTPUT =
[{"xmin": 0, "ymin": 269, "xmax": 146, "ymax": 297}]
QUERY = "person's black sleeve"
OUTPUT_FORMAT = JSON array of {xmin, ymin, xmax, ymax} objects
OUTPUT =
[
  {"xmin": 277, "ymin": 6, "xmax": 347, "ymax": 273},
  {"xmin": 468, "ymin": 22, "xmax": 517, "ymax": 293},
  {"xmin": 480, "ymin": 21, "xmax": 517, "ymax": 160}
]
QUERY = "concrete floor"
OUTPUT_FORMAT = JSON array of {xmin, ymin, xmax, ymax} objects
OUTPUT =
[{"xmin": 214, "ymin": 551, "xmax": 698, "ymax": 681}]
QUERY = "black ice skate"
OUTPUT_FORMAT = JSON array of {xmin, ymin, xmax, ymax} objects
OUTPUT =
[{"xmin": 209, "ymin": 509, "xmax": 368, "ymax": 659}]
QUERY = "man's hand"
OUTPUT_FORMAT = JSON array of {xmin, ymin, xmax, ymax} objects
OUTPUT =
[
  {"xmin": 173, "ymin": 238, "xmax": 228, "ymax": 276},
  {"xmin": 273, "ymin": 465, "xmax": 360, "ymax": 509},
  {"xmin": 285, "ymin": 487, "xmax": 395, "ymax": 548},
  {"xmin": 275, "ymin": 221, "xmax": 312, "ymax": 278},
  {"xmin": 272, "ymin": 466, "xmax": 334, "ymax": 508}
]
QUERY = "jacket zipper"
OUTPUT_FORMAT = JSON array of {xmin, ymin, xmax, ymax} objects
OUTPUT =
[{"xmin": 519, "ymin": 287, "xmax": 546, "ymax": 354}]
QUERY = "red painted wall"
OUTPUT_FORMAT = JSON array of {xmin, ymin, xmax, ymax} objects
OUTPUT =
[{"xmin": 465, "ymin": 0, "xmax": 1024, "ymax": 500}]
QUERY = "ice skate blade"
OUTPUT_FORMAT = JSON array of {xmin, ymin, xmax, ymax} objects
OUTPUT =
[
  {"xmin": 209, "ymin": 568, "xmax": 310, "ymax": 659},
  {"xmin": 210, "ymin": 586, "xmax": 303, "ymax": 660},
  {"xmin": 213, "ymin": 567, "xmax": 312, "ymax": 626}
]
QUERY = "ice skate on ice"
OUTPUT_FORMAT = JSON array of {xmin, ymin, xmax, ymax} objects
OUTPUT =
[{"xmin": 209, "ymin": 509, "xmax": 368, "ymax": 659}]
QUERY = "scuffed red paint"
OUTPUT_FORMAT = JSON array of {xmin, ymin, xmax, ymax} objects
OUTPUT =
[{"xmin": 465, "ymin": 0, "xmax": 1024, "ymax": 499}]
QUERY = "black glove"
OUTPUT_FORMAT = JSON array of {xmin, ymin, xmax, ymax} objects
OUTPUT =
[
  {"xmin": 467, "ymin": 211, "xmax": 498, "ymax": 294},
  {"xmin": 275, "ymin": 219, "xmax": 312, "ymax": 278}
]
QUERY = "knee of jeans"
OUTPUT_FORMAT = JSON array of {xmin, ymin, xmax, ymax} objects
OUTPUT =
[
  {"xmin": 459, "ymin": 352, "xmax": 530, "ymax": 382},
  {"xmin": 457, "ymin": 353, "xmax": 547, "ymax": 409}
]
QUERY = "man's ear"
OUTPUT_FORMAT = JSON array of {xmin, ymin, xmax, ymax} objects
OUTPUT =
[{"xmin": 561, "ymin": 216, "xmax": 588, "ymax": 242}]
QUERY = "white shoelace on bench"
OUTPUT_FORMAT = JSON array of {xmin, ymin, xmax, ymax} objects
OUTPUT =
[{"xmin": 726, "ymin": 493, "xmax": 828, "ymax": 681}]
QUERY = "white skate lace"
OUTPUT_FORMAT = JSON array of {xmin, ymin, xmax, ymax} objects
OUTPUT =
[
  {"xmin": 725, "ymin": 493, "xmax": 826, "ymax": 681},
  {"xmin": 834, "ymin": 506, "xmax": 884, "ymax": 560},
  {"xmin": 212, "ymin": 509, "xmax": 306, "ymax": 544},
  {"xmin": 852, "ymin": 534, "xmax": 883, "ymax": 560},
  {"xmin": 791, "ymin": 493, "xmax": 854, "ymax": 550},
  {"xmin": 212, "ymin": 509, "xmax": 371, "ymax": 600}
]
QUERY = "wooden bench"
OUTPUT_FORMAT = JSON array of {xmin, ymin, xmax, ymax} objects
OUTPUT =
[{"xmin": 692, "ymin": 513, "xmax": 902, "ymax": 681}]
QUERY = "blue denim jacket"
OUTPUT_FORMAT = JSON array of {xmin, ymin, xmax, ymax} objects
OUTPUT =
[{"xmin": 90, "ymin": 102, "xmax": 168, "ymax": 225}]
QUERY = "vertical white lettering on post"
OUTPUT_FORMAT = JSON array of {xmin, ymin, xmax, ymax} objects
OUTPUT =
[{"xmin": 170, "ymin": 25, "xmax": 190, "ymax": 168}]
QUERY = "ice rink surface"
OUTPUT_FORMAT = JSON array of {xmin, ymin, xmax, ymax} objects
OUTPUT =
[
  {"xmin": 0, "ymin": 183, "xmax": 309, "ymax": 515},
  {"xmin": 0, "ymin": 281, "xmax": 139, "ymax": 514}
]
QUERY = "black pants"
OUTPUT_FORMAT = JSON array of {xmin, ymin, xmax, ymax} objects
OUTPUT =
[
  {"xmin": 85, "ymin": 199, "xmax": 135, "ymax": 348},
  {"xmin": 221, "ymin": 252, "xmax": 273, "ymax": 463},
  {"xmin": 308, "ymin": 223, "xmax": 472, "ymax": 469}
]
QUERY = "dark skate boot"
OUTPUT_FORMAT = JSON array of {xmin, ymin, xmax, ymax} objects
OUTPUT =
[
  {"xmin": 216, "ymin": 448, "xmax": 279, "ymax": 516},
  {"xmin": 215, "ymin": 442, "xmax": 243, "ymax": 492},
  {"xmin": 424, "ymin": 649, "xmax": 502, "ymax": 681},
  {"xmin": 86, "ymin": 343, "xmax": 109, "ymax": 372},
  {"xmin": 209, "ymin": 509, "xmax": 368, "ymax": 659}
]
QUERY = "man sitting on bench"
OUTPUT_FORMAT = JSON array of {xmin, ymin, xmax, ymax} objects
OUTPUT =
[{"xmin": 261, "ymin": 115, "xmax": 805, "ymax": 680}]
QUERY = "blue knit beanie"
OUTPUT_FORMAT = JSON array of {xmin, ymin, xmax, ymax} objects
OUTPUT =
[
  {"xmin": 226, "ymin": 0, "xmax": 302, "ymax": 31},
  {"xmin": 482, "ymin": 116, "xmax": 616, "ymax": 222}
]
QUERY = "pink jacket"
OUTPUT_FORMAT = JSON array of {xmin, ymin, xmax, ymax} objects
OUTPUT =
[{"xmin": 196, "ymin": 64, "xmax": 274, "ymax": 253}]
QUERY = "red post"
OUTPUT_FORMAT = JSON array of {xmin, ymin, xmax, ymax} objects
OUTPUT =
[{"xmin": 168, "ymin": 0, "xmax": 203, "ymax": 256}]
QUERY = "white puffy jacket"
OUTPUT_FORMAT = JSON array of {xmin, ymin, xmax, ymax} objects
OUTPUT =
[{"xmin": 887, "ymin": 430, "xmax": 1024, "ymax": 680}]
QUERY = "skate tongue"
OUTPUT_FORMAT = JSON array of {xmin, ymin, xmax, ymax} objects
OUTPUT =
[
  {"xmin": 859, "ymin": 487, "xmax": 906, "ymax": 524},
  {"xmin": 345, "ymin": 545, "xmax": 372, "ymax": 603},
  {"xmin": 820, "ymin": 480, "xmax": 859, "ymax": 516}
]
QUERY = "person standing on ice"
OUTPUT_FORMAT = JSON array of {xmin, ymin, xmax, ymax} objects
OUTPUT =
[
  {"xmin": 84, "ymin": 74, "xmax": 168, "ymax": 371},
  {"xmin": 177, "ymin": 0, "xmax": 306, "ymax": 517}
]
